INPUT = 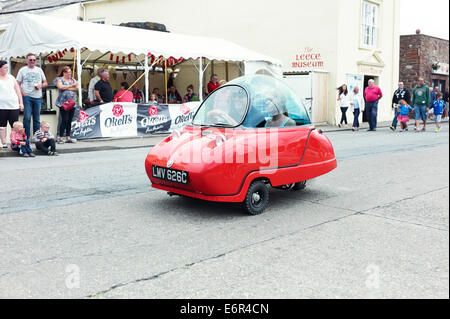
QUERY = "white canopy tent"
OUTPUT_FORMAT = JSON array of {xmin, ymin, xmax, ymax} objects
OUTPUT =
[{"xmin": 0, "ymin": 13, "xmax": 282, "ymax": 102}]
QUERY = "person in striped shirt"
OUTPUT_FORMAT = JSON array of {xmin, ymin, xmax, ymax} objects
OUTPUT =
[{"xmin": 32, "ymin": 121, "xmax": 58, "ymax": 155}]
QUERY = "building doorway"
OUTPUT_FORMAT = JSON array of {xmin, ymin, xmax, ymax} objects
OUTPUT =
[
  {"xmin": 362, "ymin": 75, "xmax": 378, "ymax": 122},
  {"xmin": 432, "ymin": 79, "xmax": 446, "ymax": 93}
]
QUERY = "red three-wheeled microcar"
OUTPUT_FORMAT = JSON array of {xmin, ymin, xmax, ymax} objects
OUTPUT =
[{"xmin": 146, "ymin": 75, "xmax": 337, "ymax": 215}]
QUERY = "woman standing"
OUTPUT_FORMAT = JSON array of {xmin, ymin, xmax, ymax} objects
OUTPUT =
[
  {"xmin": 337, "ymin": 84, "xmax": 350, "ymax": 127},
  {"xmin": 54, "ymin": 66, "xmax": 78, "ymax": 144},
  {"xmin": 0, "ymin": 60, "xmax": 23, "ymax": 148},
  {"xmin": 350, "ymin": 86, "xmax": 365, "ymax": 131}
]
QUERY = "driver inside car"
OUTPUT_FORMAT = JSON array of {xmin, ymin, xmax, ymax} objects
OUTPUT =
[{"xmin": 264, "ymin": 90, "xmax": 296, "ymax": 128}]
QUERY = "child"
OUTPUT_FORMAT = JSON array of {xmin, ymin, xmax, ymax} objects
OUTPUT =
[
  {"xmin": 149, "ymin": 93, "xmax": 158, "ymax": 104},
  {"xmin": 32, "ymin": 120, "xmax": 58, "ymax": 155},
  {"xmin": 396, "ymin": 99, "xmax": 413, "ymax": 132},
  {"xmin": 10, "ymin": 121, "xmax": 35, "ymax": 157},
  {"xmin": 431, "ymin": 93, "xmax": 445, "ymax": 132}
]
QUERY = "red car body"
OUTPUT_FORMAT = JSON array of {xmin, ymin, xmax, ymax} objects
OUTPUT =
[
  {"xmin": 146, "ymin": 125, "xmax": 336, "ymax": 202},
  {"xmin": 145, "ymin": 75, "xmax": 337, "ymax": 213}
]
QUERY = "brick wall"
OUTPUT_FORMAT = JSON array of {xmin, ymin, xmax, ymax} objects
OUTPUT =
[{"xmin": 400, "ymin": 34, "xmax": 449, "ymax": 92}]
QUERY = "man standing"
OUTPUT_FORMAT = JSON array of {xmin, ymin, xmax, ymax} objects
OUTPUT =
[
  {"xmin": 390, "ymin": 82, "xmax": 411, "ymax": 131},
  {"xmin": 94, "ymin": 70, "xmax": 113, "ymax": 104},
  {"xmin": 16, "ymin": 53, "xmax": 48, "ymax": 139},
  {"xmin": 88, "ymin": 68, "xmax": 103, "ymax": 106},
  {"xmin": 431, "ymin": 86, "xmax": 440, "ymax": 104},
  {"xmin": 443, "ymin": 87, "xmax": 449, "ymax": 120},
  {"xmin": 364, "ymin": 79, "xmax": 383, "ymax": 131},
  {"xmin": 412, "ymin": 77, "xmax": 431, "ymax": 131},
  {"xmin": 207, "ymin": 74, "xmax": 220, "ymax": 95}
]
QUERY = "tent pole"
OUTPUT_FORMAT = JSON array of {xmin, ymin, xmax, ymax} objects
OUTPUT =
[
  {"xmin": 199, "ymin": 57, "xmax": 203, "ymax": 102},
  {"xmin": 7, "ymin": 57, "xmax": 11, "ymax": 75},
  {"xmin": 164, "ymin": 59, "xmax": 168, "ymax": 103},
  {"xmin": 144, "ymin": 54, "xmax": 149, "ymax": 103},
  {"xmin": 77, "ymin": 48, "xmax": 82, "ymax": 106}
]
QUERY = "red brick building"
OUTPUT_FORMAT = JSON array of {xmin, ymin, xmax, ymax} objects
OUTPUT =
[{"xmin": 400, "ymin": 31, "xmax": 449, "ymax": 92}]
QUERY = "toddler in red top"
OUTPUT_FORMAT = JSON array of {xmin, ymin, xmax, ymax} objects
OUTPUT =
[{"xmin": 10, "ymin": 121, "xmax": 35, "ymax": 157}]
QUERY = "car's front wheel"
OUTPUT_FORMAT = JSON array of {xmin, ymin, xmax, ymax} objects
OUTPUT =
[{"xmin": 244, "ymin": 180, "xmax": 269, "ymax": 215}]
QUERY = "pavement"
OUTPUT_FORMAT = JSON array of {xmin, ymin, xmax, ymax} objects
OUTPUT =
[{"xmin": 1, "ymin": 119, "xmax": 447, "ymax": 158}]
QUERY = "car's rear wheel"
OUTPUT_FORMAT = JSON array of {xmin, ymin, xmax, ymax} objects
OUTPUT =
[{"xmin": 244, "ymin": 181, "xmax": 269, "ymax": 215}]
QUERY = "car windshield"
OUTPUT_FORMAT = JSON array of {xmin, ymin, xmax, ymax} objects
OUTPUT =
[
  {"xmin": 229, "ymin": 75, "xmax": 311, "ymax": 128},
  {"xmin": 192, "ymin": 85, "xmax": 248, "ymax": 127}
]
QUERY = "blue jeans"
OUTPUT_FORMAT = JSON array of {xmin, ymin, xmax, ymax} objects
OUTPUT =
[
  {"xmin": 353, "ymin": 108, "xmax": 360, "ymax": 128},
  {"xmin": 365, "ymin": 101, "xmax": 379, "ymax": 130},
  {"xmin": 391, "ymin": 107, "xmax": 400, "ymax": 128},
  {"xmin": 23, "ymin": 96, "xmax": 42, "ymax": 139},
  {"xmin": 12, "ymin": 139, "xmax": 33, "ymax": 154}
]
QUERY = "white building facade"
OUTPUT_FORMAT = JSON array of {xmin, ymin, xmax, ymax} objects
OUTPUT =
[{"xmin": 1, "ymin": 0, "xmax": 400, "ymax": 125}]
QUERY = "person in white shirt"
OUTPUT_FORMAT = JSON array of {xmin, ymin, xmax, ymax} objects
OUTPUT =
[
  {"xmin": 337, "ymin": 84, "xmax": 350, "ymax": 127},
  {"xmin": 16, "ymin": 53, "xmax": 47, "ymax": 139},
  {"xmin": 0, "ymin": 60, "xmax": 24, "ymax": 148},
  {"xmin": 88, "ymin": 68, "xmax": 103, "ymax": 106},
  {"xmin": 349, "ymin": 86, "xmax": 365, "ymax": 131}
]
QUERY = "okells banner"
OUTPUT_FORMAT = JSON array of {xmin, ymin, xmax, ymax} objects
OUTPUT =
[{"xmin": 71, "ymin": 102, "xmax": 201, "ymax": 139}]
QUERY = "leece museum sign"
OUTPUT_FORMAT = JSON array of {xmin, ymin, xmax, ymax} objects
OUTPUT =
[{"xmin": 291, "ymin": 47, "xmax": 324, "ymax": 69}]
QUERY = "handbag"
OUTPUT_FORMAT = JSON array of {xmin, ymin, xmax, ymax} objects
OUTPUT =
[{"xmin": 61, "ymin": 98, "xmax": 76, "ymax": 111}]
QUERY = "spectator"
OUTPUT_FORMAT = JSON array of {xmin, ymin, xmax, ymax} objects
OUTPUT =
[
  {"xmin": 390, "ymin": 82, "xmax": 411, "ymax": 131},
  {"xmin": 149, "ymin": 93, "xmax": 158, "ymax": 104},
  {"xmin": 152, "ymin": 88, "xmax": 163, "ymax": 103},
  {"xmin": 16, "ymin": 53, "xmax": 48, "ymax": 139},
  {"xmin": 431, "ymin": 86, "xmax": 440, "ymax": 104},
  {"xmin": 207, "ymin": 74, "xmax": 220, "ymax": 94},
  {"xmin": 10, "ymin": 121, "xmax": 35, "ymax": 157},
  {"xmin": 349, "ymin": 86, "xmax": 365, "ymax": 132},
  {"xmin": 184, "ymin": 84, "xmax": 199, "ymax": 102},
  {"xmin": 132, "ymin": 84, "xmax": 145, "ymax": 103},
  {"xmin": 337, "ymin": 84, "xmax": 350, "ymax": 128},
  {"xmin": 54, "ymin": 66, "xmax": 78, "ymax": 144},
  {"xmin": 443, "ymin": 88, "xmax": 449, "ymax": 120},
  {"xmin": 412, "ymin": 77, "xmax": 431, "ymax": 131},
  {"xmin": 364, "ymin": 79, "xmax": 383, "ymax": 131},
  {"xmin": 33, "ymin": 120, "xmax": 57, "ymax": 155},
  {"xmin": 113, "ymin": 82, "xmax": 133, "ymax": 102},
  {"xmin": 167, "ymin": 85, "xmax": 182, "ymax": 104},
  {"xmin": 431, "ymin": 93, "xmax": 445, "ymax": 132},
  {"xmin": 88, "ymin": 68, "xmax": 103, "ymax": 106},
  {"xmin": 396, "ymin": 99, "xmax": 413, "ymax": 132},
  {"xmin": 94, "ymin": 70, "xmax": 113, "ymax": 105},
  {"xmin": 167, "ymin": 72, "xmax": 175, "ymax": 89},
  {"xmin": 0, "ymin": 60, "xmax": 23, "ymax": 149}
]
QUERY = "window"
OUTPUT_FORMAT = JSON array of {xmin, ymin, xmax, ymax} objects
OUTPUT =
[
  {"xmin": 192, "ymin": 85, "xmax": 248, "ymax": 127},
  {"xmin": 89, "ymin": 18, "xmax": 105, "ymax": 24},
  {"xmin": 361, "ymin": 1, "xmax": 378, "ymax": 48}
]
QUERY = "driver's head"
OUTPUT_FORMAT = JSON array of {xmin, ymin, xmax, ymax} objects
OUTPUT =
[{"xmin": 265, "ymin": 89, "xmax": 287, "ymax": 116}]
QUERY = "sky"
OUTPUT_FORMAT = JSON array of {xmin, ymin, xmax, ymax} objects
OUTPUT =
[{"xmin": 400, "ymin": 0, "xmax": 449, "ymax": 39}]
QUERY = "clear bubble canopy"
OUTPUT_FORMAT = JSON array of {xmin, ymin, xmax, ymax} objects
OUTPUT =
[{"xmin": 192, "ymin": 75, "xmax": 311, "ymax": 128}]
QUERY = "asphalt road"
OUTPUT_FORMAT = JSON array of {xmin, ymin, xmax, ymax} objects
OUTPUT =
[{"xmin": 0, "ymin": 124, "xmax": 448, "ymax": 298}]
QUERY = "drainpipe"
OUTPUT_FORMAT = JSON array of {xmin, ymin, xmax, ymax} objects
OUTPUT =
[{"xmin": 80, "ymin": 1, "xmax": 86, "ymax": 20}]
